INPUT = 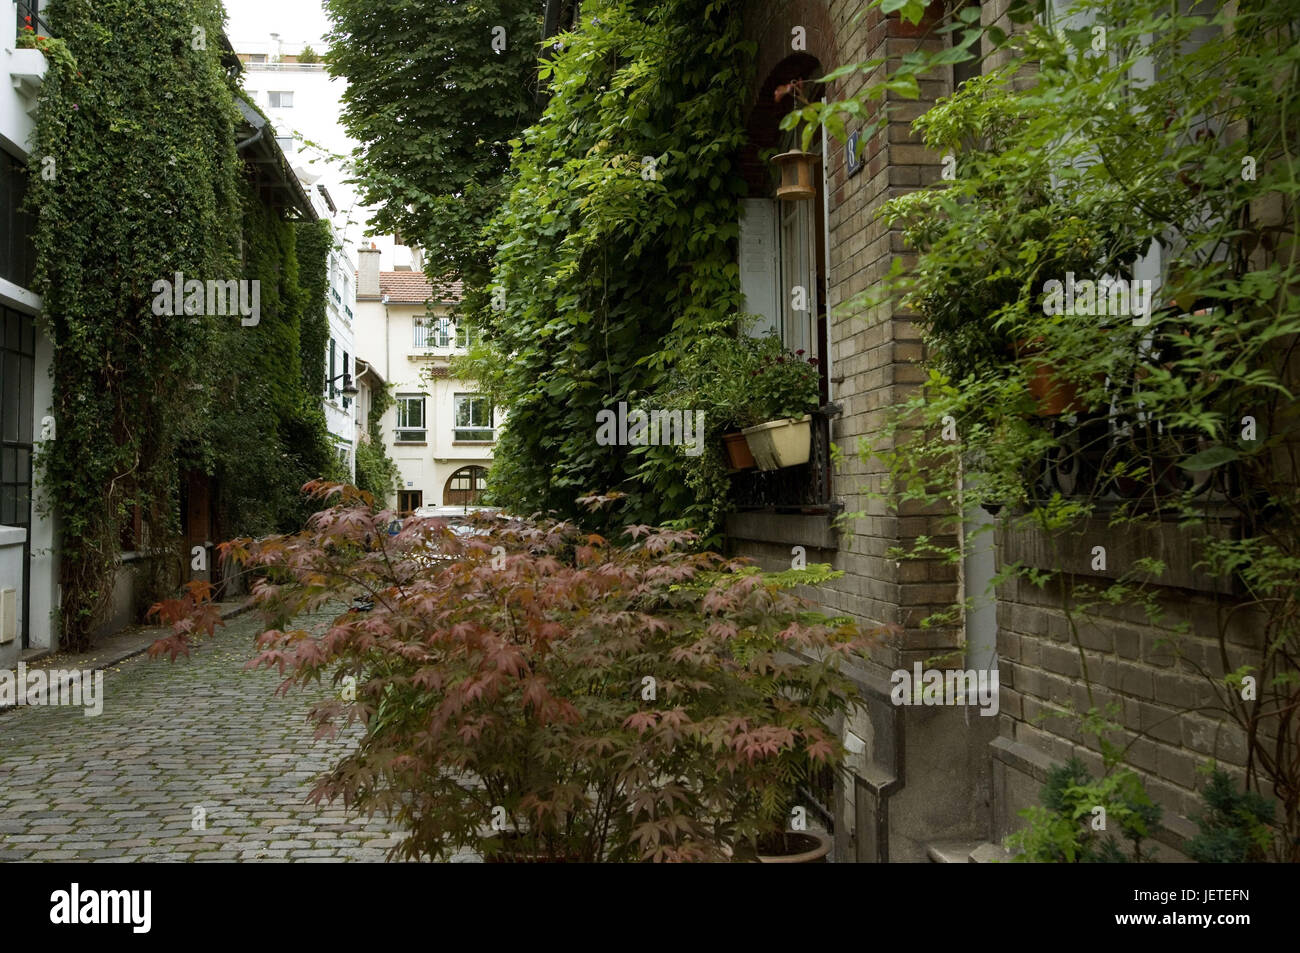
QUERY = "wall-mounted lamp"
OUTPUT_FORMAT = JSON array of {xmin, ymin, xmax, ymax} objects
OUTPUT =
[
  {"xmin": 329, "ymin": 371, "xmax": 359, "ymax": 399},
  {"xmin": 773, "ymin": 150, "xmax": 819, "ymax": 201}
]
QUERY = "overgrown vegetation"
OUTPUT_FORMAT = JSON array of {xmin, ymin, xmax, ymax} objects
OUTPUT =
[
  {"xmin": 31, "ymin": 0, "xmax": 337, "ymax": 648},
  {"xmin": 813, "ymin": 0, "xmax": 1299, "ymax": 859},
  {"xmin": 1008, "ymin": 754, "xmax": 1162, "ymax": 863},
  {"xmin": 354, "ymin": 386, "xmax": 399, "ymax": 506},
  {"xmin": 466, "ymin": 0, "xmax": 757, "ymax": 533},
  {"xmin": 151, "ymin": 487, "xmax": 886, "ymax": 862}
]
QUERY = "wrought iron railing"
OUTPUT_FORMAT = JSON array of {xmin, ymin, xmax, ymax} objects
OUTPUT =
[
  {"xmin": 729, "ymin": 403, "xmax": 841, "ymax": 514},
  {"xmin": 413, "ymin": 319, "xmax": 451, "ymax": 349},
  {"xmin": 16, "ymin": 1, "xmax": 51, "ymax": 40},
  {"xmin": 1023, "ymin": 409, "xmax": 1236, "ymax": 513}
]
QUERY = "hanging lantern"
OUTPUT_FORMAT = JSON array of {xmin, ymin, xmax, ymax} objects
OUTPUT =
[{"xmin": 773, "ymin": 149, "xmax": 818, "ymax": 201}]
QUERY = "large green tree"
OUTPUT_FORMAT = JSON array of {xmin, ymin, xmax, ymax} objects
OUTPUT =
[{"xmin": 323, "ymin": 0, "xmax": 546, "ymax": 288}]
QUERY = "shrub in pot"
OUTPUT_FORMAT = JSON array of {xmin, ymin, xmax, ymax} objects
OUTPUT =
[
  {"xmin": 150, "ymin": 484, "xmax": 886, "ymax": 862},
  {"xmin": 657, "ymin": 327, "xmax": 768, "ymax": 467},
  {"xmin": 742, "ymin": 342, "xmax": 821, "ymax": 469}
]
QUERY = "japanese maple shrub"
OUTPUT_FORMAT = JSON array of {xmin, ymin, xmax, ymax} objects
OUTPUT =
[{"xmin": 152, "ymin": 485, "xmax": 883, "ymax": 862}]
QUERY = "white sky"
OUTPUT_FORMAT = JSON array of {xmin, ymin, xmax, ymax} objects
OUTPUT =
[{"xmin": 223, "ymin": 0, "xmax": 334, "ymax": 52}]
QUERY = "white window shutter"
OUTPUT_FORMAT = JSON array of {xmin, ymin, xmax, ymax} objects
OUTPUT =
[{"xmin": 739, "ymin": 198, "xmax": 779, "ymax": 338}]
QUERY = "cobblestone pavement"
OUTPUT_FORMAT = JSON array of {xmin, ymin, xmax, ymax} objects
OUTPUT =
[{"xmin": 0, "ymin": 607, "xmax": 437, "ymax": 863}]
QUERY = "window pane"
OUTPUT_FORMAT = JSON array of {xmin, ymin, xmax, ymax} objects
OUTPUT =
[{"xmin": 3, "ymin": 352, "xmax": 19, "ymax": 443}]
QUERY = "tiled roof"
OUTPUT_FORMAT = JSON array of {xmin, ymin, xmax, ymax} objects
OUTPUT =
[{"xmin": 378, "ymin": 272, "xmax": 462, "ymax": 304}]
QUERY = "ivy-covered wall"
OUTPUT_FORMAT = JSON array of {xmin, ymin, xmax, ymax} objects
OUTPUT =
[
  {"xmin": 208, "ymin": 180, "xmax": 339, "ymax": 538},
  {"xmin": 30, "ymin": 0, "xmax": 336, "ymax": 649},
  {"xmin": 470, "ymin": 0, "xmax": 757, "ymax": 533},
  {"xmin": 295, "ymin": 219, "xmax": 331, "ymax": 399}
]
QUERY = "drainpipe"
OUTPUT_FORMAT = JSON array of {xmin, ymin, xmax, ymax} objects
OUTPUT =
[
  {"xmin": 235, "ymin": 125, "xmax": 263, "ymax": 151},
  {"xmin": 820, "ymin": 114, "xmax": 834, "ymax": 405},
  {"xmin": 382, "ymin": 294, "xmax": 391, "ymax": 382}
]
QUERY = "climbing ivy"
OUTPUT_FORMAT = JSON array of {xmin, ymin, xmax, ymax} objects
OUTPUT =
[
  {"xmin": 30, "ymin": 0, "xmax": 337, "ymax": 648},
  {"xmin": 31, "ymin": 0, "xmax": 243, "ymax": 649},
  {"xmin": 467, "ymin": 0, "xmax": 757, "ymax": 531},
  {"xmin": 207, "ymin": 178, "xmax": 339, "ymax": 537},
  {"xmin": 295, "ymin": 219, "xmax": 332, "ymax": 399},
  {"xmin": 354, "ymin": 385, "xmax": 400, "ymax": 507}
]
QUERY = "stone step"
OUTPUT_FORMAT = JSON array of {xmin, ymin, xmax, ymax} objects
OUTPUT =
[{"xmin": 926, "ymin": 840, "xmax": 985, "ymax": 863}]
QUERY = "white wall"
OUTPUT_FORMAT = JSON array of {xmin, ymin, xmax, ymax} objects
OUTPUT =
[
  {"xmin": 1, "ymin": 2, "xmax": 57, "ymax": 653},
  {"xmin": 236, "ymin": 57, "xmax": 418, "ymax": 273},
  {"xmin": 354, "ymin": 298, "xmax": 495, "ymax": 509},
  {"xmin": 323, "ymin": 241, "xmax": 357, "ymax": 478}
]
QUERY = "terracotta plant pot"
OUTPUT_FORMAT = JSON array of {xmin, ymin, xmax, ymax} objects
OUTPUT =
[
  {"xmin": 756, "ymin": 830, "xmax": 832, "ymax": 864},
  {"xmin": 1016, "ymin": 338, "xmax": 1084, "ymax": 416},
  {"xmin": 741, "ymin": 415, "xmax": 812, "ymax": 470},
  {"xmin": 482, "ymin": 832, "xmax": 581, "ymax": 863},
  {"xmin": 1025, "ymin": 359, "xmax": 1083, "ymax": 416},
  {"xmin": 723, "ymin": 431, "xmax": 757, "ymax": 469}
]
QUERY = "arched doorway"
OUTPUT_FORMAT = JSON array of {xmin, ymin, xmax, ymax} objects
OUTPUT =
[{"xmin": 443, "ymin": 465, "xmax": 488, "ymax": 506}]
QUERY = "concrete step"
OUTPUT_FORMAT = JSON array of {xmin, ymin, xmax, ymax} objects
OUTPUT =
[{"xmin": 927, "ymin": 840, "xmax": 984, "ymax": 863}]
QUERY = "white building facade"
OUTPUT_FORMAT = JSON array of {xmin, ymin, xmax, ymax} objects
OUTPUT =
[
  {"xmin": 322, "ymin": 231, "xmax": 357, "ymax": 479},
  {"xmin": 0, "ymin": 0, "xmax": 58, "ymax": 666},
  {"xmin": 355, "ymin": 247, "xmax": 495, "ymax": 514}
]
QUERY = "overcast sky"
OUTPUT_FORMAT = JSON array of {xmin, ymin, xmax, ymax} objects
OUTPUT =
[{"xmin": 223, "ymin": 0, "xmax": 334, "ymax": 51}]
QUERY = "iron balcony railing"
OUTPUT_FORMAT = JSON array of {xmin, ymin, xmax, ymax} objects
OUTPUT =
[
  {"xmin": 729, "ymin": 403, "xmax": 842, "ymax": 514},
  {"xmin": 413, "ymin": 320, "xmax": 452, "ymax": 349},
  {"xmin": 16, "ymin": 0, "xmax": 51, "ymax": 41}
]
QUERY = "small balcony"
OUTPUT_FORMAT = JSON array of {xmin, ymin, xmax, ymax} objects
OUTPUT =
[
  {"xmin": 728, "ymin": 403, "xmax": 841, "ymax": 515},
  {"xmin": 15, "ymin": 1, "xmax": 51, "ymax": 42}
]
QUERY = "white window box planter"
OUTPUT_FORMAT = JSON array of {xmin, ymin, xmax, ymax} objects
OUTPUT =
[
  {"xmin": 741, "ymin": 415, "xmax": 811, "ymax": 470},
  {"xmin": 10, "ymin": 47, "xmax": 48, "ymax": 110}
]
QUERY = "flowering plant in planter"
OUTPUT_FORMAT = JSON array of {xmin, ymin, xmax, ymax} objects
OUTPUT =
[
  {"xmin": 17, "ymin": 18, "xmax": 76, "ymax": 74},
  {"xmin": 150, "ymin": 484, "xmax": 886, "ymax": 862},
  {"xmin": 750, "ymin": 340, "xmax": 820, "ymax": 422}
]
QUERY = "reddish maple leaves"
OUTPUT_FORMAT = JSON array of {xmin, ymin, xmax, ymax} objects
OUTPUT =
[{"xmin": 147, "ymin": 483, "xmax": 889, "ymax": 861}]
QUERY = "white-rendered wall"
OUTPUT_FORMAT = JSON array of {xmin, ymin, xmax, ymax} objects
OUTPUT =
[
  {"xmin": 361, "ymin": 301, "xmax": 494, "ymax": 509},
  {"xmin": 1, "ymin": 2, "xmax": 57, "ymax": 652},
  {"xmin": 323, "ymin": 242, "xmax": 357, "ymax": 478}
]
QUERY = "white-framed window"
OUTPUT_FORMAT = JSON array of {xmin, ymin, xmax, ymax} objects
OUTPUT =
[
  {"xmin": 455, "ymin": 322, "xmax": 476, "ymax": 349},
  {"xmin": 453, "ymin": 394, "xmax": 493, "ymax": 442},
  {"xmin": 396, "ymin": 395, "xmax": 427, "ymax": 442},
  {"xmin": 268, "ymin": 91, "xmax": 294, "ymax": 109},
  {"xmin": 434, "ymin": 317, "xmax": 452, "ymax": 348}
]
